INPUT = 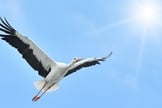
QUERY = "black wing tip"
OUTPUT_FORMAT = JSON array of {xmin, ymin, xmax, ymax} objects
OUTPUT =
[
  {"xmin": 107, "ymin": 51, "xmax": 112, "ymax": 57},
  {"xmin": 0, "ymin": 17, "xmax": 15, "ymax": 36},
  {"xmin": 0, "ymin": 17, "xmax": 9, "ymax": 23},
  {"xmin": 0, "ymin": 17, "xmax": 6, "ymax": 21},
  {"xmin": 0, "ymin": 17, "xmax": 4, "ymax": 21},
  {"xmin": 98, "ymin": 51, "xmax": 112, "ymax": 62},
  {"xmin": 103, "ymin": 51, "xmax": 112, "ymax": 59}
]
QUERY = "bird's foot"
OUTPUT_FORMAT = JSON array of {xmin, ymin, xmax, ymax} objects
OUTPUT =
[{"xmin": 32, "ymin": 95, "xmax": 40, "ymax": 102}]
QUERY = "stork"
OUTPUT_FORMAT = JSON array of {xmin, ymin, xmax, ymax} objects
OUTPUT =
[{"xmin": 0, "ymin": 17, "xmax": 112, "ymax": 102}]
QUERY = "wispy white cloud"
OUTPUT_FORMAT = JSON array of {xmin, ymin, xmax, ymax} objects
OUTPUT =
[
  {"xmin": 86, "ymin": 18, "xmax": 134, "ymax": 36},
  {"xmin": 71, "ymin": 13, "xmax": 135, "ymax": 40}
]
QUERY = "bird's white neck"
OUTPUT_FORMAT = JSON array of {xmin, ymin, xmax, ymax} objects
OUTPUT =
[{"xmin": 67, "ymin": 61, "xmax": 75, "ymax": 68}]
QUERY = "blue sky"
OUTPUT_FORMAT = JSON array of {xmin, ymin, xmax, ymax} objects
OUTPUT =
[{"xmin": 0, "ymin": 0, "xmax": 162, "ymax": 108}]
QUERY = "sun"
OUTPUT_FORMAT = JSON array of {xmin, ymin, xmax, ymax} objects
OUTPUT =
[
  {"xmin": 138, "ymin": 5, "xmax": 157, "ymax": 25},
  {"xmin": 132, "ymin": 1, "xmax": 160, "ymax": 29}
]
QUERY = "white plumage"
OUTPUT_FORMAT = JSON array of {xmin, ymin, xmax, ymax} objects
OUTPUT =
[{"xmin": 0, "ymin": 17, "xmax": 112, "ymax": 102}]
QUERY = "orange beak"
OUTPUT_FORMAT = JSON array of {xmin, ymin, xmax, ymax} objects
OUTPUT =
[{"xmin": 76, "ymin": 58, "xmax": 83, "ymax": 62}]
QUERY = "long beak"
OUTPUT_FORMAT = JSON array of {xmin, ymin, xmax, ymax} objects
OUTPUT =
[{"xmin": 76, "ymin": 58, "xmax": 83, "ymax": 62}]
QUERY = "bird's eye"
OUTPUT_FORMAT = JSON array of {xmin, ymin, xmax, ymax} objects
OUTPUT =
[{"xmin": 73, "ymin": 57, "xmax": 77, "ymax": 60}]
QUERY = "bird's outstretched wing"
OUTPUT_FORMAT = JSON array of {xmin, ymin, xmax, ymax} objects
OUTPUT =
[
  {"xmin": 64, "ymin": 52, "xmax": 112, "ymax": 77},
  {"xmin": 0, "ymin": 17, "xmax": 56, "ymax": 78}
]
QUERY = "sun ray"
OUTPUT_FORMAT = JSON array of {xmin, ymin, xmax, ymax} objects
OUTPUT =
[
  {"xmin": 135, "ymin": 28, "xmax": 147, "ymax": 89},
  {"xmin": 87, "ymin": 18, "xmax": 134, "ymax": 36}
]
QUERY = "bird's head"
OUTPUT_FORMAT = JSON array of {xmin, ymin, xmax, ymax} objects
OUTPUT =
[
  {"xmin": 72, "ymin": 57, "xmax": 83, "ymax": 63},
  {"xmin": 68, "ymin": 57, "xmax": 83, "ymax": 67}
]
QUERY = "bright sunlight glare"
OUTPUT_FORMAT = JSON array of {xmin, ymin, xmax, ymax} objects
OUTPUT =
[{"xmin": 132, "ymin": 1, "xmax": 160, "ymax": 29}]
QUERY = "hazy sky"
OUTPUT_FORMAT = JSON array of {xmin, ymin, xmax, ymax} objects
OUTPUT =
[{"xmin": 0, "ymin": 0, "xmax": 162, "ymax": 108}]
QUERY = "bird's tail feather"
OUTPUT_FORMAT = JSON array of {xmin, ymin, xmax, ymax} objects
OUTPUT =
[{"xmin": 34, "ymin": 80, "xmax": 59, "ymax": 93}]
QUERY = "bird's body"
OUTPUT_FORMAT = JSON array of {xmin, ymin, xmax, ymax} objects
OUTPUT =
[
  {"xmin": 0, "ymin": 17, "xmax": 112, "ymax": 102},
  {"xmin": 46, "ymin": 63, "xmax": 68, "ymax": 83},
  {"xmin": 44, "ymin": 62, "xmax": 72, "ymax": 90}
]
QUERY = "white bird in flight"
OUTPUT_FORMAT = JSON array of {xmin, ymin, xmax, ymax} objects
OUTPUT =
[{"xmin": 0, "ymin": 18, "xmax": 112, "ymax": 102}]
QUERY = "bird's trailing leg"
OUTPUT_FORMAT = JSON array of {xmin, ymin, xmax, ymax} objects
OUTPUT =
[
  {"xmin": 32, "ymin": 82, "xmax": 56, "ymax": 102},
  {"xmin": 35, "ymin": 83, "xmax": 56, "ymax": 102},
  {"xmin": 32, "ymin": 81, "xmax": 48, "ymax": 102}
]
